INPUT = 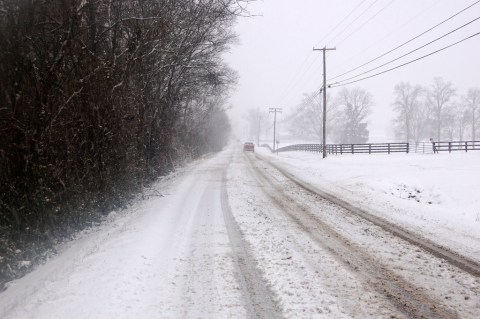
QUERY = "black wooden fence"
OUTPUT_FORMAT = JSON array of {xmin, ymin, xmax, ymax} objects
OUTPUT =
[
  {"xmin": 326, "ymin": 143, "xmax": 409, "ymax": 154},
  {"xmin": 434, "ymin": 140, "xmax": 480, "ymax": 152},
  {"xmin": 409, "ymin": 141, "xmax": 480, "ymax": 153},
  {"xmin": 272, "ymin": 143, "xmax": 409, "ymax": 155},
  {"xmin": 265, "ymin": 140, "xmax": 480, "ymax": 155}
]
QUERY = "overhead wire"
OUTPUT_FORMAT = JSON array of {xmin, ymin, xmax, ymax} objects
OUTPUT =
[
  {"xmin": 280, "ymin": 90, "xmax": 322, "ymax": 124},
  {"xmin": 330, "ymin": 15, "xmax": 480, "ymax": 85},
  {"xmin": 275, "ymin": 0, "xmax": 377, "ymax": 107},
  {"xmin": 314, "ymin": 0, "xmax": 369, "ymax": 47},
  {"xmin": 334, "ymin": 0, "xmax": 396, "ymax": 47},
  {"xmin": 328, "ymin": 31, "xmax": 480, "ymax": 88},
  {"xmin": 330, "ymin": 0, "xmax": 441, "ymax": 71},
  {"xmin": 275, "ymin": 53, "xmax": 320, "ymax": 105},
  {"xmin": 325, "ymin": 0, "xmax": 380, "ymax": 46},
  {"xmin": 329, "ymin": 0, "xmax": 480, "ymax": 81}
]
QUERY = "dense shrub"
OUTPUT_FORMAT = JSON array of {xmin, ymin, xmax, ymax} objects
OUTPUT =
[{"xmin": 0, "ymin": 0, "xmax": 245, "ymax": 287}]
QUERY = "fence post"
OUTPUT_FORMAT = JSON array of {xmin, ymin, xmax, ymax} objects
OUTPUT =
[
  {"xmin": 448, "ymin": 142, "xmax": 451, "ymax": 153},
  {"xmin": 388, "ymin": 143, "xmax": 390, "ymax": 154},
  {"xmin": 340, "ymin": 144, "xmax": 343, "ymax": 155},
  {"xmin": 369, "ymin": 144, "xmax": 372, "ymax": 154},
  {"xmin": 465, "ymin": 141, "xmax": 468, "ymax": 152},
  {"xmin": 406, "ymin": 142, "xmax": 409, "ymax": 154}
]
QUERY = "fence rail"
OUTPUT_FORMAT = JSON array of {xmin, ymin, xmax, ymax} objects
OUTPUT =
[
  {"xmin": 273, "ymin": 142, "xmax": 409, "ymax": 155},
  {"xmin": 260, "ymin": 144, "xmax": 273, "ymax": 152},
  {"xmin": 434, "ymin": 140, "xmax": 480, "ymax": 152},
  {"xmin": 326, "ymin": 143, "xmax": 409, "ymax": 154},
  {"xmin": 410, "ymin": 142, "xmax": 433, "ymax": 154},
  {"xmin": 265, "ymin": 140, "xmax": 480, "ymax": 155}
]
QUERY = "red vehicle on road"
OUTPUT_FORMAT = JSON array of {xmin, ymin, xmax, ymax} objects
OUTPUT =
[{"xmin": 243, "ymin": 142, "xmax": 255, "ymax": 152}]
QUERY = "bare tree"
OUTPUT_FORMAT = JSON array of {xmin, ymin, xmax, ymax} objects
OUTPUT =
[
  {"xmin": 391, "ymin": 82, "xmax": 424, "ymax": 142},
  {"xmin": 244, "ymin": 108, "xmax": 268, "ymax": 145},
  {"xmin": 286, "ymin": 91, "xmax": 337, "ymax": 142},
  {"xmin": 0, "ymin": 0, "xmax": 248, "ymax": 285},
  {"xmin": 287, "ymin": 92, "xmax": 321, "ymax": 140},
  {"xmin": 334, "ymin": 87, "xmax": 373, "ymax": 144},
  {"xmin": 442, "ymin": 102, "xmax": 468, "ymax": 141},
  {"xmin": 462, "ymin": 88, "xmax": 480, "ymax": 140},
  {"xmin": 426, "ymin": 77, "xmax": 456, "ymax": 140}
]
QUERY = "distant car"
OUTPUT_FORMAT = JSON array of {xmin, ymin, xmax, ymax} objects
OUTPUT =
[{"xmin": 243, "ymin": 142, "xmax": 255, "ymax": 152}]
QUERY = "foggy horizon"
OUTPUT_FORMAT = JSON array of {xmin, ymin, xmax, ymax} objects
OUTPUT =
[{"xmin": 226, "ymin": 0, "xmax": 480, "ymax": 142}]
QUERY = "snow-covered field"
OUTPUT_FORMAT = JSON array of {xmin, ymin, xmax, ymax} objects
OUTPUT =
[
  {"xmin": 257, "ymin": 147, "xmax": 480, "ymax": 261},
  {"xmin": 0, "ymin": 144, "xmax": 479, "ymax": 318}
]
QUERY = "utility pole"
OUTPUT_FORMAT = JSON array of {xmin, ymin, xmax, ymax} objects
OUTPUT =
[
  {"xmin": 313, "ymin": 46, "xmax": 336, "ymax": 158},
  {"xmin": 269, "ymin": 108, "xmax": 282, "ymax": 152},
  {"xmin": 257, "ymin": 107, "xmax": 261, "ymax": 146}
]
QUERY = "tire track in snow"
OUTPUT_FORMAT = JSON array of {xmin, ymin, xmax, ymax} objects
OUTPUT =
[
  {"xmin": 221, "ymin": 160, "xmax": 282, "ymax": 319},
  {"xmin": 256, "ymin": 153, "xmax": 480, "ymax": 278},
  {"xmin": 245, "ymin": 153, "xmax": 462, "ymax": 319}
]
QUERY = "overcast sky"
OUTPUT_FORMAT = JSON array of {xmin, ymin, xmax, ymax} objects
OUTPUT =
[{"xmin": 224, "ymin": 0, "xmax": 480, "ymax": 141}]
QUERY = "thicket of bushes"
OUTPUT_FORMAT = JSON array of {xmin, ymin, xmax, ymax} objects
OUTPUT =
[{"xmin": 0, "ymin": 0, "xmax": 244, "ymax": 287}]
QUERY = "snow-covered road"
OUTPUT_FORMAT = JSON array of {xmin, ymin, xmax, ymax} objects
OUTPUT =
[
  {"xmin": 0, "ymin": 145, "xmax": 479, "ymax": 318},
  {"xmin": 0, "ymin": 149, "xmax": 278, "ymax": 318}
]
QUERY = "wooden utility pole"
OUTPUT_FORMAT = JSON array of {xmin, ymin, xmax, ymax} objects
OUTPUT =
[
  {"xmin": 257, "ymin": 107, "xmax": 261, "ymax": 146},
  {"xmin": 313, "ymin": 47, "xmax": 336, "ymax": 158},
  {"xmin": 269, "ymin": 108, "xmax": 282, "ymax": 152}
]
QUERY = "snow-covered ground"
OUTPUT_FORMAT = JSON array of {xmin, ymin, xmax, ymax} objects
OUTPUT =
[
  {"xmin": 0, "ymin": 152, "xmax": 250, "ymax": 319},
  {"xmin": 0, "ymin": 144, "xmax": 479, "ymax": 318},
  {"xmin": 257, "ymin": 147, "xmax": 480, "ymax": 261}
]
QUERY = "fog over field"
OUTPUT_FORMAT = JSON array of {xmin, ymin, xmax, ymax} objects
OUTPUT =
[{"xmin": 226, "ymin": 0, "xmax": 480, "ymax": 143}]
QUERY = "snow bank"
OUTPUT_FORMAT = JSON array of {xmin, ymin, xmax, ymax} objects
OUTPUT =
[{"xmin": 258, "ymin": 148, "xmax": 480, "ymax": 261}]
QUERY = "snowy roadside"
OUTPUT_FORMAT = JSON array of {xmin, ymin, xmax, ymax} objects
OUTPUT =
[
  {"xmin": 0, "ymin": 160, "xmax": 188, "ymax": 318},
  {"xmin": 0, "ymin": 151, "xmax": 248, "ymax": 319},
  {"xmin": 256, "ymin": 147, "xmax": 480, "ymax": 261}
]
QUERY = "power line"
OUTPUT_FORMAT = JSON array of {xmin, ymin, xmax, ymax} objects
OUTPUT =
[
  {"xmin": 275, "ymin": 53, "xmax": 318, "ymax": 105},
  {"xmin": 276, "ymin": 1, "xmax": 366, "ymax": 105},
  {"xmin": 276, "ymin": 0, "xmax": 369, "ymax": 106},
  {"xmin": 281, "ymin": 90, "xmax": 322, "ymax": 124},
  {"xmin": 285, "ymin": 50, "xmax": 336, "ymax": 104},
  {"xmin": 335, "ymin": 0, "xmax": 396, "ymax": 47},
  {"xmin": 325, "ymin": 0, "xmax": 380, "ymax": 46},
  {"xmin": 276, "ymin": 0, "xmax": 384, "ymax": 107},
  {"xmin": 328, "ymin": 31, "xmax": 480, "ymax": 88},
  {"xmin": 331, "ymin": 16, "xmax": 480, "ymax": 85},
  {"xmin": 331, "ymin": 0, "xmax": 440, "ymax": 72},
  {"xmin": 314, "ymin": 0, "xmax": 369, "ymax": 47},
  {"xmin": 329, "ymin": 0, "xmax": 480, "ymax": 81}
]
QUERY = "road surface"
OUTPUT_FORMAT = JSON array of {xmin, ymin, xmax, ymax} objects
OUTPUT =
[{"xmin": 0, "ymin": 145, "xmax": 479, "ymax": 318}]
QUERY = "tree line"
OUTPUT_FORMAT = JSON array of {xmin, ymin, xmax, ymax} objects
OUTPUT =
[
  {"xmin": 285, "ymin": 87, "xmax": 373, "ymax": 144},
  {"xmin": 392, "ymin": 77, "xmax": 479, "ymax": 143},
  {"xmin": 0, "ymin": 0, "xmax": 246, "ymax": 286},
  {"xmin": 263, "ymin": 77, "xmax": 479, "ymax": 145}
]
